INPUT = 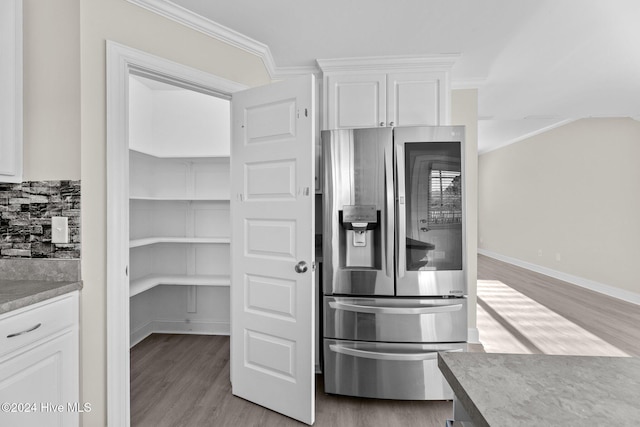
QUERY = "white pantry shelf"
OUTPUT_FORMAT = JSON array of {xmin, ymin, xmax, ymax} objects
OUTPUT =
[
  {"xmin": 129, "ymin": 274, "xmax": 231, "ymax": 297},
  {"xmin": 129, "ymin": 236, "xmax": 230, "ymax": 248}
]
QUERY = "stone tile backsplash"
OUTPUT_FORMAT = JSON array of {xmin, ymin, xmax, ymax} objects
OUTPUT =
[{"xmin": 0, "ymin": 181, "xmax": 81, "ymax": 259}]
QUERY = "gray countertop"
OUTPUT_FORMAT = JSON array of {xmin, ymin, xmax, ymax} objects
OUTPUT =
[
  {"xmin": 0, "ymin": 279, "xmax": 83, "ymax": 315},
  {"xmin": 438, "ymin": 352, "xmax": 640, "ymax": 427},
  {"xmin": 0, "ymin": 258, "xmax": 82, "ymax": 315}
]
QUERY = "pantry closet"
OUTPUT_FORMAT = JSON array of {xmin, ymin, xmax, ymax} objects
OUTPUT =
[{"xmin": 127, "ymin": 74, "xmax": 231, "ymax": 346}]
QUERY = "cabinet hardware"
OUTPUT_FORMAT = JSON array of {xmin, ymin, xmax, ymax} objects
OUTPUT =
[{"xmin": 7, "ymin": 323, "xmax": 42, "ymax": 338}]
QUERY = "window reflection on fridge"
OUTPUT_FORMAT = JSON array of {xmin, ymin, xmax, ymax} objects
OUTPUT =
[{"xmin": 404, "ymin": 141, "xmax": 462, "ymax": 272}]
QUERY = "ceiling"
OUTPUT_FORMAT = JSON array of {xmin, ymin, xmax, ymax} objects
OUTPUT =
[{"xmin": 166, "ymin": 0, "xmax": 640, "ymax": 153}]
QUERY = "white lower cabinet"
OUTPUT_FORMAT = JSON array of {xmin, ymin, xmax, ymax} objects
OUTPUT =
[{"xmin": 0, "ymin": 292, "xmax": 80, "ymax": 427}]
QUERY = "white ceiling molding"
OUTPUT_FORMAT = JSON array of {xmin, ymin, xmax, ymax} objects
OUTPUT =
[
  {"xmin": 451, "ymin": 77, "xmax": 486, "ymax": 90},
  {"xmin": 317, "ymin": 54, "xmax": 459, "ymax": 74},
  {"xmin": 479, "ymin": 118, "xmax": 576, "ymax": 155},
  {"xmin": 127, "ymin": 0, "xmax": 471, "ymax": 83},
  {"xmin": 126, "ymin": 0, "xmax": 319, "ymax": 80}
]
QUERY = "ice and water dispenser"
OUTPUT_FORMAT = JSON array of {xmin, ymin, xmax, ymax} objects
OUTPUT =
[{"xmin": 339, "ymin": 205, "xmax": 380, "ymax": 269}]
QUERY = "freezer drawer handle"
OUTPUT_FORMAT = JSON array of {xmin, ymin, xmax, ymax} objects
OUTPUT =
[
  {"xmin": 329, "ymin": 344, "xmax": 463, "ymax": 361},
  {"xmin": 329, "ymin": 301, "xmax": 463, "ymax": 315}
]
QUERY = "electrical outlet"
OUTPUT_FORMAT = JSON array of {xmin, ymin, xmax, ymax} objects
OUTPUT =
[
  {"xmin": 556, "ymin": 253, "xmax": 562, "ymax": 262},
  {"xmin": 51, "ymin": 216, "xmax": 69, "ymax": 244},
  {"xmin": 538, "ymin": 249, "xmax": 543, "ymax": 257}
]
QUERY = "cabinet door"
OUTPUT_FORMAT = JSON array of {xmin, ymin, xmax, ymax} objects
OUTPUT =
[
  {"xmin": 325, "ymin": 73, "xmax": 386, "ymax": 129},
  {"xmin": 387, "ymin": 72, "xmax": 445, "ymax": 127},
  {"xmin": 0, "ymin": 331, "xmax": 79, "ymax": 427},
  {"xmin": 0, "ymin": 0, "xmax": 22, "ymax": 183}
]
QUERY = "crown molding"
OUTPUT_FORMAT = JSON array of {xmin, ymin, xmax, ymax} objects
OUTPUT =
[
  {"xmin": 127, "ymin": 0, "xmax": 323, "ymax": 79},
  {"xmin": 316, "ymin": 54, "xmax": 459, "ymax": 74},
  {"xmin": 127, "ymin": 0, "xmax": 288, "ymax": 78},
  {"xmin": 478, "ymin": 118, "xmax": 576, "ymax": 155},
  {"xmin": 127, "ymin": 0, "xmax": 468, "ymax": 81},
  {"xmin": 451, "ymin": 77, "xmax": 486, "ymax": 90}
]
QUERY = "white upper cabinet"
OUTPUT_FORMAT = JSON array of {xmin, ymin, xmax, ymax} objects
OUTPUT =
[
  {"xmin": 0, "ymin": 0, "xmax": 22, "ymax": 183},
  {"xmin": 325, "ymin": 73, "xmax": 387, "ymax": 129},
  {"xmin": 387, "ymin": 72, "xmax": 443, "ymax": 127},
  {"xmin": 318, "ymin": 55, "xmax": 456, "ymax": 130}
]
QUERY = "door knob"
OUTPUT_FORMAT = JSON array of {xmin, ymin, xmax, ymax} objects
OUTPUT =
[{"xmin": 295, "ymin": 261, "xmax": 308, "ymax": 273}]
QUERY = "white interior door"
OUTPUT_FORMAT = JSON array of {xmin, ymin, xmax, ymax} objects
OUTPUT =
[{"xmin": 231, "ymin": 75, "xmax": 315, "ymax": 425}]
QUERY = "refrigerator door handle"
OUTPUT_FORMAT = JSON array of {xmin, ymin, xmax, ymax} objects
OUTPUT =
[
  {"xmin": 395, "ymin": 142, "xmax": 406, "ymax": 278},
  {"xmin": 329, "ymin": 301, "xmax": 463, "ymax": 315},
  {"xmin": 329, "ymin": 344, "xmax": 463, "ymax": 361},
  {"xmin": 384, "ymin": 144, "xmax": 394, "ymax": 278}
]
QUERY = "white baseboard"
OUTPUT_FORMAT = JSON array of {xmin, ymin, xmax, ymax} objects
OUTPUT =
[
  {"xmin": 467, "ymin": 327, "xmax": 480, "ymax": 344},
  {"xmin": 478, "ymin": 249, "xmax": 640, "ymax": 306},
  {"xmin": 130, "ymin": 320, "xmax": 231, "ymax": 348}
]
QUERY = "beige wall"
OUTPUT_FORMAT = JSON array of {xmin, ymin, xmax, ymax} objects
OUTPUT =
[
  {"xmin": 478, "ymin": 118, "xmax": 640, "ymax": 296},
  {"xmin": 451, "ymin": 89, "xmax": 479, "ymax": 336},
  {"xmin": 23, "ymin": 0, "xmax": 80, "ymax": 180}
]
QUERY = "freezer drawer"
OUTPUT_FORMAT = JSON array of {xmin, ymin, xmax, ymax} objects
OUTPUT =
[
  {"xmin": 323, "ymin": 339, "xmax": 466, "ymax": 400},
  {"xmin": 324, "ymin": 296, "xmax": 467, "ymax": 343}
]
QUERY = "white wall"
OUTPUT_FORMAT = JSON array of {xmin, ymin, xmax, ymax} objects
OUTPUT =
[
  {"xmin": 129, "ymin": 76, "xmax": 231, "ymax": 156},
  {"xmin": 451, "ymin": 89, "xmax": 479, "ymax": 340},
  {"xmin": 479, "ymin": 118, "xmax": 640, "ymax": 299}
]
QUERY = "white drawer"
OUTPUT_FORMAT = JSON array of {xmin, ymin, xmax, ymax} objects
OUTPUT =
[{"xmin": 0, "ymin": 292, "xmax": 78, "ymax": 358}]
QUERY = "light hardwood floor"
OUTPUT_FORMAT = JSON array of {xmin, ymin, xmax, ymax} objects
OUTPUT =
[
  {"xmin": 130, "ymin": 255, "xmax": 640, "ymax": 426},
  {"xmin": 477, "ymin": 254, "xmax": 640, "ymax": 357}
]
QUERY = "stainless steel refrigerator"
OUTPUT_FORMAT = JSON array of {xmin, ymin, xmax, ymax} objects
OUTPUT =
[{"xmin": 322, "ymin": 126, "xmax": 467, "ymax": 400}]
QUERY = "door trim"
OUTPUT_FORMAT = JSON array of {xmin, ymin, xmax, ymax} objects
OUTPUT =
[{"xmin": 106, "ymin": 41, "xmax": 246, "ymax": 426}]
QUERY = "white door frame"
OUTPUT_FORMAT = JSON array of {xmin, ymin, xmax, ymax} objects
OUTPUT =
[{"xmin": 105, "ymin": 41, "xmax": 246, "ymax": 426}]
